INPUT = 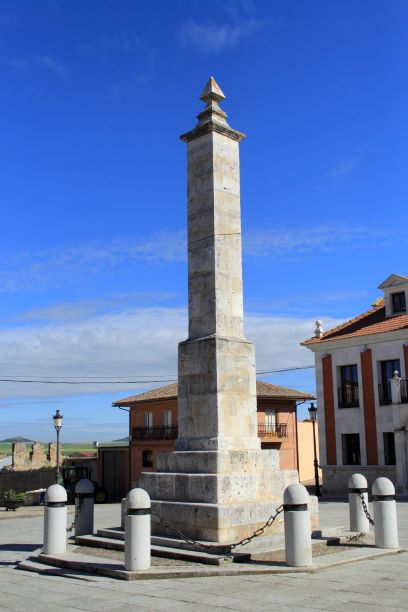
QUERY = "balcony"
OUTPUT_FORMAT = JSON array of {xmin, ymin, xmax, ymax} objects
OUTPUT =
[
  {"xmin": 337, "ymin": 386, "xmax": 360, "ymax": 408},
  {"xmin": 401, "ymin": 379, "xmax": 408, "ymax": 403},
  {"xmin": 381, "ymin": 378, "xmax": 408, "ymax": 405},
  {"xmin": 378, "ymin": 383, "xmax": 392, "ymax": 406},
  {"xmin": 132, "ymin": 426, "xmax": 178, "ymax": 441},
  {"xmin": 258, "ymin": 423, "xmax": 287, "ymax": 438}
]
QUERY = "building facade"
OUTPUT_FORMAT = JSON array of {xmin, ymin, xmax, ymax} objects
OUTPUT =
[
  {"xmin": 302, "ymin": 274, "xmax": 408, "ymax": 494},
  {"xmin": 113, "ymin": 381, "xmax": 315, "ymax": 488}
]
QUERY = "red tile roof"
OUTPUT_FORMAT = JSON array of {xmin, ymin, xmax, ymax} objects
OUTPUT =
[
  {"xmin": 113, "ymin": 380, "xmax": 315, "ymax": 406},
  {"xmin": 302, "ymin": 298, "xmax": 408, "ymax": 346}
]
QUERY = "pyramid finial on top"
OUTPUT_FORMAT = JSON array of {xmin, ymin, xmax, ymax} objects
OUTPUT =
[
  {"xmin": 180, "ymin": 76, "xmax": 245, "ymax": 143},
  {"xmin": 200, "ymin": 77, "xmax": 226, "ymax": 104}
]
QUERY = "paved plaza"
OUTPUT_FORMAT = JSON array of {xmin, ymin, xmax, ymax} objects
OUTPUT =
[{"xmin": 0, "ymin": 500, "xmax": 407, "ymax": 610}]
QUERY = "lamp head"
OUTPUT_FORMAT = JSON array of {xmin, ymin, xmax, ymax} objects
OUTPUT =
[
  {"xmin": 53, "ymin": 409, "xmax": 63, "ymax": 431},
  {"xmin": 308, "ymin": 402, "xmax": 317, "ymax": 422}
]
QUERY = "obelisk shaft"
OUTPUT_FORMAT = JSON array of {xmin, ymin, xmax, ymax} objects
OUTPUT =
[
  {"xmin": 186, "ymin": 132, "xmax": 244, "ymax": 340},
  {"xmin": 177, "ymin": 78, "xmax": 260, "ymax": 452}
]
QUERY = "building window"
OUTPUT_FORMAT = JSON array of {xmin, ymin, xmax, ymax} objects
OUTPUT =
[
  {"xmin": 144, "ymin": 412, "xmax": 153, "ymax": 428},
  {"xmin": 383, "ymin": 432, "xmax": 396, "ymax": 465},
  {"xmin": 338, "ymin": 365, "xmax": 359, "ymax": 408},
  {"xmin": 162, "ymin": 410, "xmax": 172, "ymax": 427},
  {"xmin": 142, "ymin": 450, "xmax": 153, "ymax": 468},
  {"xmin": 391, "ymin": 291, "xmax": 406, "ymax": 314},
  {"xmin": 265, "ymin": 408, "xmax": 277, "ymax": 433},
  {"xmin": 379, "ymin": 359, "xmax": 401, "ymax": 405},
  {"xmin": 342, "ymin": 434, "xmax": 361, "ymax": 465}
]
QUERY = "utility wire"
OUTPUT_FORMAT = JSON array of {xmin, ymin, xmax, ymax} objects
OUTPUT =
[
  {"xmin": 0, "ymin": 378, "xmax": 178, "ymax": 385},
  {"xmin": 0, "ymin": 365, "xmax": 314, "ymax": 385}
]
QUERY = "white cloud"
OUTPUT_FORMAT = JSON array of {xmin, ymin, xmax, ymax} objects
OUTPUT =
[
  {"xmin": 6, "ymin": 55, "xmax": 66, "ymax": 77},
  {"xmin": 0, "ymin": 224, "xmax": 394, "ymax": 295},
  {"xmin": 0, "ymin": 306, "xmax": 340, "ymax": 403},
  {"xmin": 328, "ymin": 154, "xmax": 364, "ymax": 179},
  {"xmin": 244, "ymin": 225, "xmax": 392, "ymax": 258},
  {"xmin": 36, "ymin": 55, "xmax": 66, "ymax": 77},
  {"xmin": 179, "ymin": 18, "xmax": 266, "ymax": 52},
  {"xmin": 17, "ymin": 291, "xmax": 177, "ymax": 323},
  {"xmin": 247, "ymin": 290, "xmax": 367, "ymax": 316},
  {"xmin": 8, "ymin": 58, "xmax": 30, "ymax": 71},
  {"xmin": 0, "ymin": 231, "xmax": 186, "ymax": 294},
  {"xmin": 0, "ymin": 307, "xmax": 184, "ymax": 401}
]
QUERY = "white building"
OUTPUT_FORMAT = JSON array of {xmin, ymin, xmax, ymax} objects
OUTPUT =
[{"xmin": 302, "ymin": 274, "xmax": 408, "ymax": 495}]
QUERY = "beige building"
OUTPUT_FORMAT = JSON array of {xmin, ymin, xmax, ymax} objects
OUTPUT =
[{"xmin": 297, "ymin": 420, "xmax": 322, "ymax": 483}]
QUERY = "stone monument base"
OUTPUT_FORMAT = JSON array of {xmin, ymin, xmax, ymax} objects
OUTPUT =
[{"xmin": 140, "ymin": 449, "xmax": 317, "ymax": 543}]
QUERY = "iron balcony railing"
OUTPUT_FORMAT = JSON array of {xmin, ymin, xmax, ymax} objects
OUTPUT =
[
  {"xmin": 132, "ymin": 423, "xmax": 289, "ymax": 442},
  {"xmin": 132, "ymin": 426, "xmax": 178, "ymax": 441},
  {"xmin": 378, "ymin": 382, "xmax": 392, "ymax": 405},
  {"xmin": 257, "ymin": 423, "xmax": 288, "ymax": 438},
  {"xmin": 337, "ymin": 385, "xmax": 360, "ymax": 408},
  {"xmin": 401, "ymin": 379, "xmax": 408, "ymax": 403},
  {"xmin": 379, "ymin": 378, "xmax": 408, "ymax": 405}
]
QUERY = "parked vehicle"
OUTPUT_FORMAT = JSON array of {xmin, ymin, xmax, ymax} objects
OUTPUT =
[{"xmin": 61, "ymin": 465, "xmax": 107, "ymax": 504}]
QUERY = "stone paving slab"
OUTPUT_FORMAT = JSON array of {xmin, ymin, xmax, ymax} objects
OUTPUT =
[
  {"xmin": 19, "ymin": 542, "xmax": 404, "ymax": 581},
  {"xmin": 2, "ymin": 501, "xmax": 408, "ymax": 611}
]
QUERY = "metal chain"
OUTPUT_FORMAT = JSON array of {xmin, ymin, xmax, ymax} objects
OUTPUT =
[
  {"xmin": 66, "ymin": 498, "xmax": 82, "ymax": 534},
  {"xmin": 343, "ymin": 531, "xmax": 366, "ymax": 542},
  {"xmin": 151, "ymin": 504, "xmax": 284, "ymax": 558},
  {"xmin": 358, "ymin": 491, "xmax": 374, "ymax": 526}
]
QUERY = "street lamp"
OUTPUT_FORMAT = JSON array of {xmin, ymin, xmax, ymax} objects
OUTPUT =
[
  {"xmin": 308, "ymin": 402, "xmax": 321, "ymax": 497},
  {"xmin": 53, "ymin": 409, "xmax": 63, "ymax": 484}
]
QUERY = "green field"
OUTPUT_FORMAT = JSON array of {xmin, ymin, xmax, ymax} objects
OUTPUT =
[
  {"xmin": 60, "ymin": 443, "xmax": 96, "ymax": 456},
  {"xmin": 0, "ymin": 442, "xmax": 96, "ymax": 457}
]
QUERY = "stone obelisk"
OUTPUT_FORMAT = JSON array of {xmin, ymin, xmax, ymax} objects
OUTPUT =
[
  {"xmin": 177, "ymin": 77, "xmax": 260, "ymax": 453},
  {"xmin": 140, "ymin": 78, "xmax": 295, "ymax": 543}
]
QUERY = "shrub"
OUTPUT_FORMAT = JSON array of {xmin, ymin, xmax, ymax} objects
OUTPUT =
[{"xmin": 3, "ymin": 489, "xmax": 26, "ymax": 502}]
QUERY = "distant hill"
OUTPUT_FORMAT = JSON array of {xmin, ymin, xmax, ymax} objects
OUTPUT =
[{"xmin": 0, "ymin": 436, "xmax": 34, "ymax": 443}]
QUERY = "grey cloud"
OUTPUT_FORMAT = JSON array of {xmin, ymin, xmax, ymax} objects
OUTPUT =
[{"xmin": 0, "ymin": 306, "xmax": 338, "ymax": 402}]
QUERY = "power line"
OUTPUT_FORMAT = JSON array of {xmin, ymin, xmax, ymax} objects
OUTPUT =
[
  {"xmin": 0, "ymin": 378, "xmax": 177, "ymax": 385},
  {"xmin": 257, "ymin": 366, "xmax": 315, "ymax": 374},
  {"xmin": 0, "ymin": 364, "xmax": 315, "ymax": 385}
]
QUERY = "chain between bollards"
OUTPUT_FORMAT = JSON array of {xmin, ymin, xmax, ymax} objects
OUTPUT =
[
  {"xmin": 343, "ymin": 531, "xmax": 367, "ymax": 542},
  {"xmin": 67, "ymin": 499, "xmax": 82, "ymax": 533},
  {"xmin": 358, "ymin": 490, "xmax": 375, "ymax": 526},
  {"xmin": 152, "ymin": 504, "xmax": 284, "ymax": 558},
  {"xmin": 66, "ymin": 496, "xmax": 82, "ymax": 533}
]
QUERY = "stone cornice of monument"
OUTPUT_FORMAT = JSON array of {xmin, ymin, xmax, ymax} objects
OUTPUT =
[{"xmin": 180, "ymin": 77, "xmax": 246, "ymax": 143}]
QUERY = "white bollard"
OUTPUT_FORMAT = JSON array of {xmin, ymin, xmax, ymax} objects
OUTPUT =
[
  {"xmin": 124, "ymin": 488, "xmax": 151, "ymax": 571},
  {"xmin": 348, "ymin": 473, "xmax": 370, "ymax": 532},
  {"xmin": 121, "ymin": 497, "xmax": 127, "ymax": 530},
  {"xmin": 284, "ymin": 483, "xmax": 312, "ymax": 567},
  {"xmin": 372, "ymin": 477, "xmax": 399, "ymax": 549},
  {"xmin": 43, "ymin": 484, "xmax": 67, "ymax": 555},
  {"xmin": 74, "ymin": 479, "xmax": 94, "ymax": 536}
]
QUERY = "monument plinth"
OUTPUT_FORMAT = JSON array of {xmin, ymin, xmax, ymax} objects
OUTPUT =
[{"xmin": 140, "ymin": 78, "xmax": 299, "ymax": 542}]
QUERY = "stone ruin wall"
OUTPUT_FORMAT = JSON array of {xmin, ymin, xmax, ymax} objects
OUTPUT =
[{"xmin": 11, "ymin": 442, "xmax": 61, "ymax": 471}]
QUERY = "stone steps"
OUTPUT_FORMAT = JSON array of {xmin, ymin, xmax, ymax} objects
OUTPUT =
[
  {"xmin": 97, "ymin": 527, "xmax": 233, "ymax": 553},
  {"xmin": 97, "ymin": 526, "xmax": 286, "ymax": 554},
  {"xmin": 75, "ymin": 533, "xmax": 249, "ymax": 565},
  {"xmin": 18, "ymin": 557, "xmax": 106, "ymax": 582}
]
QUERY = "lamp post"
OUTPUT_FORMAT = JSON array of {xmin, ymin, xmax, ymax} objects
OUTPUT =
[
  {"xmin": 308, "ymin": 402, "xmax": 321, "ymax": 497},
  {"xmin": 53, "ymin": 409, "xmax": 63, "ymax": 484}
]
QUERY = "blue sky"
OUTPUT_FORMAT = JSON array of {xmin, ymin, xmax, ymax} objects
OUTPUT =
[{"xmin": 0, "ymin": 0, "xmax": 407, "ymax": 442}]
